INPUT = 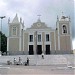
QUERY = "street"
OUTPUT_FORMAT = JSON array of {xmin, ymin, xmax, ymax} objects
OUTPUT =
[{"xmin": 0, "ymin": 65, "xmax": 75, "ymax": 75}]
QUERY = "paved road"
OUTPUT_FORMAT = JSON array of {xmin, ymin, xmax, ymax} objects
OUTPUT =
[{"xmin": 0, "ymin": 65, "xmax": 75, "ymax": 75}]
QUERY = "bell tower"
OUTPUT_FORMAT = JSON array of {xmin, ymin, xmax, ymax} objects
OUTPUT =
[
  {"xmin": 7, "ymin": 14, "xmax": 24, "ymax": 55},
  {"xmin": 56, "ymin": 14, "xmax": 73, "ymax": 54}
]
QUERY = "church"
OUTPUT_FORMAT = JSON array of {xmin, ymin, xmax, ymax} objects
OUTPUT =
[{"xmin": 7, "ymin": 14, "xmax": 73, "ymax": 55}]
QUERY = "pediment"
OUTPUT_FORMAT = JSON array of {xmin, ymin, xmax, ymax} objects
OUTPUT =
[{"xmin": 30, "ymin": 21, "xmax": 48, "ymax": 29}]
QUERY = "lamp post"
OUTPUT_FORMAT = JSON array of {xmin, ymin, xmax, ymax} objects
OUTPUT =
[{"xmin": 0, "ymin": 16, "xmax": 6, "ymax": 55}]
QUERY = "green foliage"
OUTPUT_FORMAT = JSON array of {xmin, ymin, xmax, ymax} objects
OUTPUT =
[{"xmin": 0, "ymin": 31, "xmax": 7, "ymax": 53}]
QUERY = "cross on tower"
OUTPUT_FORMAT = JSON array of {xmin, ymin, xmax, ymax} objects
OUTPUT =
[
  {"xmin": 61, "ymin": 12, "xmax": 65, "ymax": 19},
  {"xmin": 37, "ymin": 15, "xmax": 41, "ymax": 19},
  {"xmin": 62, "ymin": 12, "xmax": 64, "ymax": 16}
]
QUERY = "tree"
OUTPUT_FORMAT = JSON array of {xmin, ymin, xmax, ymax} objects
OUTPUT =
[{"xmin": 0, "ymin": 31, "xmax": 7, "ymax": 54}]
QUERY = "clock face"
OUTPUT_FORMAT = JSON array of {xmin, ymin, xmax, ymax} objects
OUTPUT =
[{"xmin": 37, "ymin": 23, "xmax": 41, "ymax": 27}]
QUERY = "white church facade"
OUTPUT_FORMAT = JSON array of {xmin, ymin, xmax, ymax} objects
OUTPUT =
[{"xmin": 7, "ymin": 14, "xmax": 73, "ymax": 55}]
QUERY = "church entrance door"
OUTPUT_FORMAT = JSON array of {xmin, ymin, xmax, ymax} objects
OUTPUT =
[
  {"xmin": 29, "ymin": 45, "xmax": 34, "ymax": 55},
  {"xmin": 46, "ymin": 45, "xmax": 50, "ymax": 54},
  {"xmin": 37, "ymin": 45, "xmax": 42, "ymax": 55}
]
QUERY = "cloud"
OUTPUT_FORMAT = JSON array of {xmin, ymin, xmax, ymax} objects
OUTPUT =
[
  {"xmin": 0, "ymin": 0, "xmax": 74, "ymax": 37},
  {"xmin": 0, "ymin": 0, "xmax": 74, "ymax": 49}
]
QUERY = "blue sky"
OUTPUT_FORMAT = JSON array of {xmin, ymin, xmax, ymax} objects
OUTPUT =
[{"xmin": 0, "ymin": 0, "xmax": 75, "ymax": 49}]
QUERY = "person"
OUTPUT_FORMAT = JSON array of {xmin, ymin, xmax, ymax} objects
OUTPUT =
[
  {"xmin": 42, "ymin": 53, "xmax": 44, "ymax": 59},
  {"xmin": 14, "ymin": 58, "xmax": 16, "ymax": 65},
  {"xmin": 18, "ymin": 57, "xmax": 22, "ymax": 65},
  {"xmin": 27, "ymin": 57, "xmax": 29, "ymax": 66}
]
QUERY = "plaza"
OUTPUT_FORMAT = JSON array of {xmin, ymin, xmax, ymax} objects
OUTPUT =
[
  {"xmin": 0, "ymin": 63, "xmax": 75, "ymax": 75},
  {"xmin": 0, "ymin": 54, "xmax": 75, "ymax": 75}
]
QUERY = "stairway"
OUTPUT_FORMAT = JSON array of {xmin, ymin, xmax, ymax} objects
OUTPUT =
[{"xmin": 0, "ymin": 54, "xmax": 74, "ymax": 66}]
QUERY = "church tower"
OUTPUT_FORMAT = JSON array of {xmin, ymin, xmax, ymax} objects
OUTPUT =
[
  {"xmin": 56, "ymin": 14, "xmax": 73, "ymax": 54},
  {"xmin": 7, "ymin": 14, "xmax": 24, "ymax": 55}
]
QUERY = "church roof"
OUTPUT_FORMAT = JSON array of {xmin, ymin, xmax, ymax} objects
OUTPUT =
[
  {"xmin": 12, "ymin": 14, "xmax": 19, "ymax": 23},
  {"xmin": 27, "ymin": 18, "xmax": 49, "ymax": 29}
]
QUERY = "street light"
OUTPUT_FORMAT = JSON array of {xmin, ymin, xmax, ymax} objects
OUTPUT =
[{"xmin": 0, "ymin": 16, "xmax": 6, "ymax": 54}]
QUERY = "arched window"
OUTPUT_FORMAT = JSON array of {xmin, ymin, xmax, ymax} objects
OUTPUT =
[{"xmin": 63, "ymin": 25, "xmax": 67, "ymax": 33}]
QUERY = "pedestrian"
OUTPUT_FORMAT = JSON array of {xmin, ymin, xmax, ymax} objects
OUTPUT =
[
  {"xmin": 19, "ymin": 57, "xmax": 22, "ymax": 65},
  {"xmin": 14, "ymin": 58, "xmax": 16, "ymax": 65},
  {"xmin": 27, "ymin": 57, "xmax": 29, "ymax": 66},
  {"xmin": 42, "ymin": 53, "xmax": 44, "ymax": 59}
]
